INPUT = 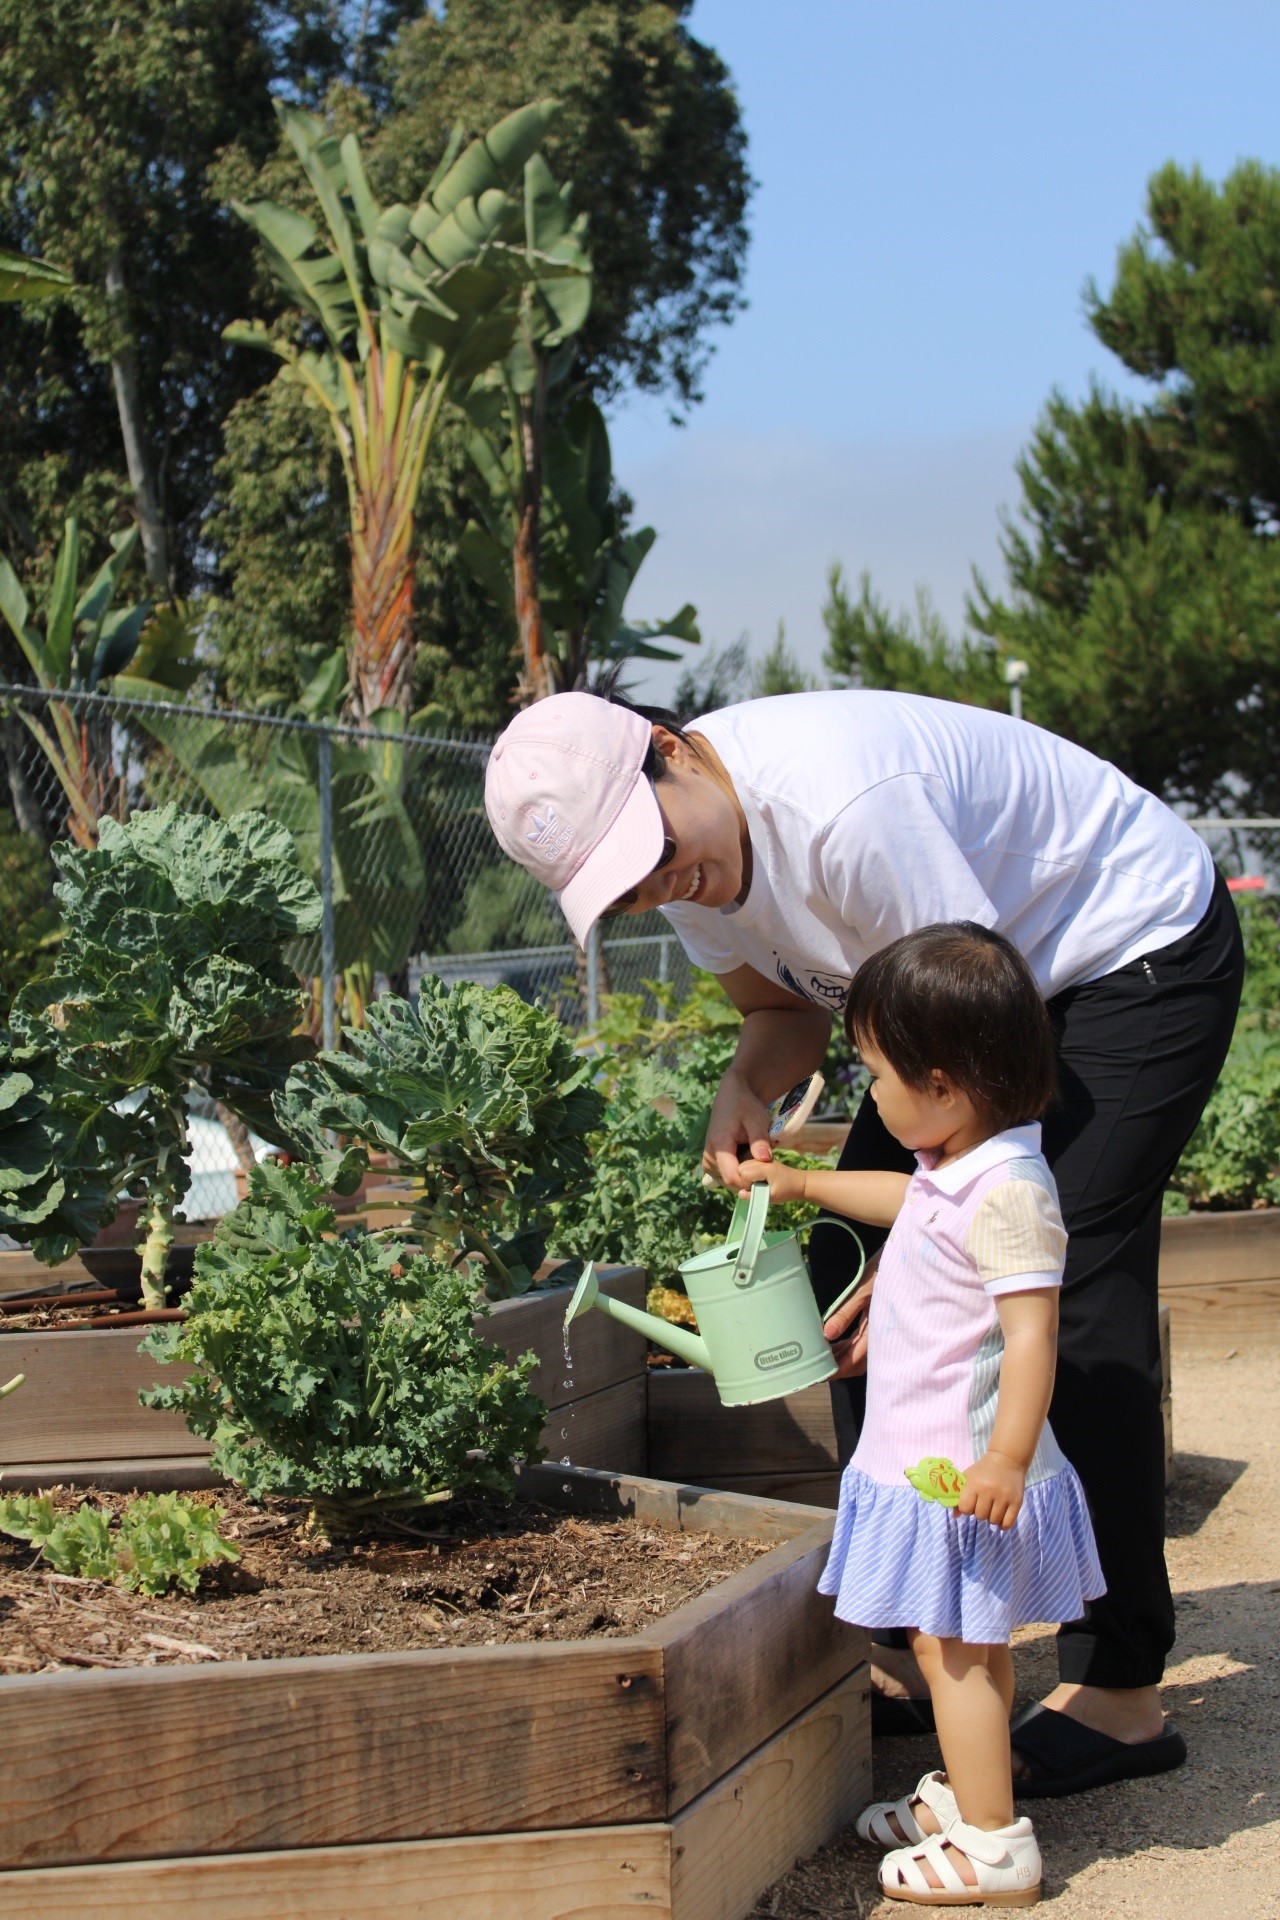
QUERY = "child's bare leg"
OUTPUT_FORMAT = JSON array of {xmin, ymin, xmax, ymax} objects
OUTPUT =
[{"xmin": 907, "ymin": 1630, "xmax": 1015, "ymax": 1892}]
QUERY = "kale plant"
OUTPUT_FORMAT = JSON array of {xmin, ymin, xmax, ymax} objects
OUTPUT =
[
  {"xmin": 142, "ymin": 1162, "xmax": 547, "ymax": 1531},
  {"xmin": 275, "ymin": 979, "xmax": 604, "ymax": 1296},
  {"xmin": 0, "ymin": 1490, "xmax": 239, "ymax": 1595},
  {"xmin": 7, "ymin": 806, "xmax": 320, "ymax": 1305}
]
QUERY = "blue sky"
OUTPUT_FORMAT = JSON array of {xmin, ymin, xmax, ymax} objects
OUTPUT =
[{"xmin": 612, "ymin": 1, "xmax": 1280, "ymax": 699}]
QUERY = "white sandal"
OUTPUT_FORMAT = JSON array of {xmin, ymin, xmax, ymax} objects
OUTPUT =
[
  {"xmin": 856, "ymin": 1770, "xmax": 959, "ymax": 1848},
  {"xmin": 879, "ymin": 1815, "xmax": 1042, "ymax": 1906}
]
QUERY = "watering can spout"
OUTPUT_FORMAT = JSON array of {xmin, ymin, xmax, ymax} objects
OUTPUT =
[{"xmin": 563, "ymin": 1264, "xmax": 713, "ymax": 1373}]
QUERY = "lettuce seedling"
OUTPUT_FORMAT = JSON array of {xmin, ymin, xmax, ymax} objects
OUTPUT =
[
  {"xmin": 0, "ymin": 1490, "xmax": 239, "ymax": 1595},
  {"xmin": 275, "ymin": 979, "xmax": 604, "ymax": 1296},
  {"xmin": 8, "ymin": 806, "xmax": 320, "ymax": 1306},
  {"xmin": 142, "ymin": 1162, "xmax": 547, "ymax": 1531}
]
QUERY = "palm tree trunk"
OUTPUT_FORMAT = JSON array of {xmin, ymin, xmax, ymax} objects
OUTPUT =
[{"xmin": 104, "ymin": 250, "xmax": 171, "ymax": 597}]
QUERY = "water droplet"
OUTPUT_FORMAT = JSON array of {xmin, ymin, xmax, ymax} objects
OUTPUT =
[
  {"xmin": 560, "ymin": 1455, "xmax": 571, "ymax": 1466},
  {"xmin": 561, "ymin": 1481, "xmax": 571, "ymax": 1494},
  {"xmin": 560, "ymin": 1428, "xmax": 568, "ymax": 1440}
]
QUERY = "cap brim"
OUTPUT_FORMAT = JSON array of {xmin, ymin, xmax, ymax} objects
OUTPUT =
[{"xmin": 555, "ymin": 775, "xmax": 665, "ymax": 946}]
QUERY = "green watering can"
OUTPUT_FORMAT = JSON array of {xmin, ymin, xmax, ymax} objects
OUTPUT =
[{"xmin": 564, "ymin": 1181, "xmax": 866, "ymax": 1407}]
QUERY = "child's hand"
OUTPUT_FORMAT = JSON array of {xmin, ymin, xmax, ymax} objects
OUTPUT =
[
  {"xmin": 957, "ymin": 1450, "xmax": 1026, "ymax": 1530},
  {"xmin": 736, "ymin": 1158, "xmax": 808, "ymax": 1205}
]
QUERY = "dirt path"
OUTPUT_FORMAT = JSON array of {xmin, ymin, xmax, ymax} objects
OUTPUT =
[{"xmin": 753, "ymin": 1341, "xmax": 1280, "ymax": 1918}]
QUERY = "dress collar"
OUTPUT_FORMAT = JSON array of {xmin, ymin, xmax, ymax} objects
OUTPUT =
[{"xmin": 914, "ymin": 1123, "xmax": 1043, "ymax": 1197}]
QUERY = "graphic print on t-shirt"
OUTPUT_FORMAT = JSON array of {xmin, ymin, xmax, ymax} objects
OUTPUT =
[{"xmin": 774, "ymin": 952, "xmax": 851, "ymax": 1010}]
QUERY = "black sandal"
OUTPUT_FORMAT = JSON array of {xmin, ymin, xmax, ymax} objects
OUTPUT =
[{"xmin": 1009, "ymin": 1702, "xmax": 1187, "ymax": 1798}]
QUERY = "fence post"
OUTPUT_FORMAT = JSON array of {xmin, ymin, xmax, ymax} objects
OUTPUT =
[
  {"xmin": 318, "ymin": 725, "xmax": 337, "ymax": 1051},
  {"xmin": 657, "ymin": 934, "xmax": 670, "ymax": 984},
  {"xmin": 586, "ymin": 923, "xmax": 600, "ymax": 1032}
]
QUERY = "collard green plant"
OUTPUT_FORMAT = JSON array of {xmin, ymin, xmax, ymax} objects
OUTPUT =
[
  {"xmin": 1169, "ymin": 1026, "xmax": 1280, "ymax": 1211},
  {"xmin": 142, "ymin": 1163, "xmax": 547, "ymax": 1530},
  {"xmin": 0, "ymin": 1029, "xmax": 132, "ymax": 1260},
  {"xmin": 0, "ymin": 1490, "xmax": 238, "ymax": 1595},
  {"xmin": 275, "ymin": 979, "xmax": 605, "ymax": 1295},
  {"xmin": 8, "ymin": 806, "xmax": 320, "ymax": 1305}
]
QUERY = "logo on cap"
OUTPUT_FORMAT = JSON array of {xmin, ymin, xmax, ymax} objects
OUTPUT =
[{"xmin": 525, "ymin": 806, "xmax": 574, "ymax": 862}]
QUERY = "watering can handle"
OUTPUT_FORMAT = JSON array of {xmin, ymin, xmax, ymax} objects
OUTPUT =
[
  {"xmin": 727, "ymin": 1179, "xmax": 771, "ymax": 1288},
  {"xmin": 806, "ymin": 1214, "xmax": 868, "ymax": 1322}
]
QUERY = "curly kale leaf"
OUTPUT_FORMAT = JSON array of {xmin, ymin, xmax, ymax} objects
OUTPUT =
[
  {"xmin": 0, "ymin": 1031, "xmax": 131, "ymax": 1262},
  {"xmin": 274, "ymin": 979, "xmax": 605, "ymax": 1294},
  {"xmin": 141, "ymin": 1164, "xmax": 547, "ymax": 1524}
]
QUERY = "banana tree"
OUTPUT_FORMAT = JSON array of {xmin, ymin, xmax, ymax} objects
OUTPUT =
[
  {"xmin": 226, "ymin": 100, "xmax": 588, "ymax": 722},
  {"xmin": 0, "ymin": 519, "xmax": 197, "ymax": 846},
  {"xmin": 0, "ymin": 247, "xmax": 72, "ymax": 303},
  {"xmin": 460, "ymin": 390, "xmax": 699, "ymax": 696}
]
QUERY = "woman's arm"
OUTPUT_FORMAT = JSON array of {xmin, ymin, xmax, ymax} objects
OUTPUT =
[
  {"xmin": 704, "ymin": 963, "xmax": 832, "ymax": 1188},
  {"xmin": 957, "ymin": 1287, "xmax": 1059, "ymax": 1530},
  {"xmin": 737, "ymin": 1157, "xmax": 910, "ymax": 1230}
]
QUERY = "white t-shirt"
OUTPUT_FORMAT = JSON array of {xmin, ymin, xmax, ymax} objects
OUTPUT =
[{"xmin": 659, "ymin": 691, "xmax": 1215, "ymax": 1010}]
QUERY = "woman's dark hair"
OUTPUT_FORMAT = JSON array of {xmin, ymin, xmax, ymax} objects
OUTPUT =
[
  {"xmin": 844, "ymin": 922, "xmax": 1056, "ymax": 1130},
  {"xmin": 597, "ymin": 682, "xmax": 688, "ymax": 783}
]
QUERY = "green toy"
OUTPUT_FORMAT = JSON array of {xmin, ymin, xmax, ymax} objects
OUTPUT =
[{"xmin": 905, "ymin": 1456, "xmax": 967, "ymax": 1507}]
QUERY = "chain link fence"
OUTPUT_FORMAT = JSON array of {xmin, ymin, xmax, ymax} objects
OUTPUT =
[
  {"xmin": 0, "ymin": 683, "xmax": 692, "ymax": 1213},
  {"xmin": 0, "ymin": 679, "xmax": 1273, "ymax": 1217}
]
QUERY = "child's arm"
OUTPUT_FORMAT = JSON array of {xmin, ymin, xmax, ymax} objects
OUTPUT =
[
  {"xmin": 958, "ymin": 1288, "xmax": 1058, "ymax": 1530},
  {"xmin": 737, "ymin": 1158, "xmax": 910, "ymax": 1229}
]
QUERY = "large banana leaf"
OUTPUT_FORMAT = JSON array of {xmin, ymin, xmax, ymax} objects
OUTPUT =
[{"xmin": 0, "ymin": 247, "xmax": 72, "ymax": 303}]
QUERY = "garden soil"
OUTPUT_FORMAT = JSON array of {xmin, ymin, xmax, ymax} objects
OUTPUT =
[
  {"xmin": 0, "ymin": 1495, "xmax": 768, "ymax": 1665},
  {"xmin": 753, "ymin": 1340, "xmax": 1280, "ymax": 1919}
]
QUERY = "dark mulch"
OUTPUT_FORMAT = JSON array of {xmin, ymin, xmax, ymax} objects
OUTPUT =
[{"xmin": 0, "ymin": 1486, "xmax": 769, "ymax": 1671}]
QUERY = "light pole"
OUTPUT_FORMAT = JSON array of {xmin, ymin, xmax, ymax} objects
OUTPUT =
[{"xmin": 1004, "ymin": 657, "xmax": 1029, "ymax": 722}]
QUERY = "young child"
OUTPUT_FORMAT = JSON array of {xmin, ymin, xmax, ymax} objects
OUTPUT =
[{"xmin": 739, "ymin": 922, "xmax": 1104, "ymax": 1908}]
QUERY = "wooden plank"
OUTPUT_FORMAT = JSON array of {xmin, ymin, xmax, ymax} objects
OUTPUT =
[
  {"xmin": 0, "ymin": 1826, "xmax": 674, "ymax": 1920},
  {"xmin": 0, "ymin": 1327, "xmax": 201, "ymax": 1467},
  {"xmin": 485, "ymin": 1267, "xmax": 648, "ymax": 1411},
  {"xmin": 648, "ymin": 1371, "xmax": 838, "ymax": 1483},
  {"xmin": 785, "ymin": 1120, "xmax": 850, "ymax": 1160},
  {"xmin": 685, "ymin": 1470, "xmax": 840, "ymax": 1510},
  {"xmin": 1161, "ymin": 1277, "xmax": 1280, "ymax": 1346},
  {"xmin": 655, "ymin": 1523, "xmax": 866, "ymax": 1814},
  {"xmin": 1159, "ymin": 1300, "xmax": 1171, "ymax": 1399},
  {"xmin": 519, "ymin": 1461, "xmax": 834, "ymax": 1544},
  {"xmin": 0, "ymin": 1670, "xmax": 873, "ymax": 1920},
  {"xmin": 1159, "ymin": 1206, "xmax": 1280, "ymax": 1288},
  {"xmin": 0, "ymin": 1456, "xmax": 222, "ymax": 1493},
  {"xmin": 0, "ymin": 1251, "xmax": 95, "ymax": 1297},
  {"xmin": 0, "ymin": 1640, "xmax": 665, "ymax": 1871},
  {"xmin": 669, "ymin": 1666, "xmax": 871, "ymax": 1920},
  {"xmin": 541, "ymin": 1374, "xmax": 647, "ymax": 1476}
]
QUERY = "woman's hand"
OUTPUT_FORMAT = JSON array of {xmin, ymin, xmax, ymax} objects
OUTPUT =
[
  {"xmin": 737, "ymin": 1157, "xmax": 807, "ymax": 1204},
  {"xmin": 821, "ymin": 1262, "xmax": 877, "ymax": 1377},
  {"xmin": 703, "ymin": 1067, "xmax": 773, "ymax": 1189},
  {"xmin": 957, "ymin": 1449, "xmax": 1026, "ymax": 1530}
]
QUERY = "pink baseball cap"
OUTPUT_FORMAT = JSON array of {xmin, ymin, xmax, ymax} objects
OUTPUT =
[{"xmin": 485, "ymin": 693, "xmax": 665, "ymax": 946}]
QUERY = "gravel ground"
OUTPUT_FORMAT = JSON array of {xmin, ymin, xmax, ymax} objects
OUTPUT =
[{"xmin": 753, "ymin": 1340, "xmax": 1280, "ymax": 1917}]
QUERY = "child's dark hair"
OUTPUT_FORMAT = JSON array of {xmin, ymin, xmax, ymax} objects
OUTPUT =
[{"xmin": 844, "ymin": 923, "xmax": 1056, "ymax": 1130}]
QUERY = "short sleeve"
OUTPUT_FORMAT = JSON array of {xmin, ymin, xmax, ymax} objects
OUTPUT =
[
  {"xmin": 965, "ymin": 1171, "xmax": 1067, "ymax": 1296},
  {"xmin": 659, "ymin": 899, "xmax": 741, "ymax": 974}
]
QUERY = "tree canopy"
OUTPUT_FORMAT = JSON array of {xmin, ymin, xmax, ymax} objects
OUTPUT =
[{"xmin": 832, "ymin": 160, "xmax": 1280, "ymax": 813}]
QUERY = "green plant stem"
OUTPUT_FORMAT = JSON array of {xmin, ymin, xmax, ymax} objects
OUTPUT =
[{"xmin": 138, "ymin": 1192, "xmax": 174, "ymax": 1312}]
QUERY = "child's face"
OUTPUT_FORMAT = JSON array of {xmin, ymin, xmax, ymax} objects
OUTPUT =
[{"xmin": 857, "ymin": 1037, "xmax": 975, "ymax": 1152}]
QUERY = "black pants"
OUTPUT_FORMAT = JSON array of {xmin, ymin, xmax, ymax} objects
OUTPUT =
[{"xmin": 808, "ymin": 871, "xmax": 1244, "ymax": 1688}]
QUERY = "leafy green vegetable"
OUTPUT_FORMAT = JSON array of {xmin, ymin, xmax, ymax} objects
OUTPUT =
[
  {"xmin": 7, "ymin": 806, "xmax": 320, "ymax": 1304},
  {"xmin": 142, "ymin": 1162, "xmax": 547, "ymax": 1530},
  {"xmin": 0, "ymin": 1490, "xmax": 238, "ymax": 1595},
  {"xmin": 1170, "ymin": 1024, "xmax": 1280, "ymax": 1210},
  {"xmin": 275, "ymin": 979, "xmax": 604, "ymax": 1296},
  {"xmin": 0, "ymin": 1029, "xmax": 133, "ymax": 1261}
]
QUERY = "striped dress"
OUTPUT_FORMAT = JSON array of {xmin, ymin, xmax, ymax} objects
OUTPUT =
[{"xmin": 819, "ymin": 1123, "xmax": 1105, "ymax": 1644}]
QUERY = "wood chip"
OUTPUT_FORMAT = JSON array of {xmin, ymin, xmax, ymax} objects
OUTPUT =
[{"xmin": 142, "ymin": 1632, "xmax": 221, "ymax": 1660}]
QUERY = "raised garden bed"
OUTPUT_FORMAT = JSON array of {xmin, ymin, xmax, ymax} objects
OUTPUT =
[
  {"xmin": 0, "ymin": 1463, "xmax": 870, "ymax": 1920},
  {"xmin": 1159, "ymin": 1206, "xmax": 1280, "ymax": 1345},
  {"xmin": 0, "ymin": 1267, "xmax": 650, "ymax": 1491}
]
